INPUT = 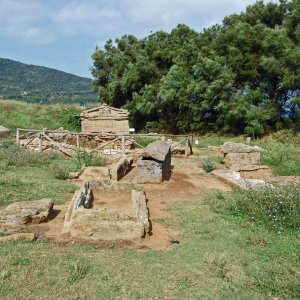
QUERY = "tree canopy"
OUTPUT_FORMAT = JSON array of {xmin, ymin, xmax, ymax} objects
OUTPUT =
[{"xmin": 92, "ymin": 0, "xmax": 300, "ymax": 135}]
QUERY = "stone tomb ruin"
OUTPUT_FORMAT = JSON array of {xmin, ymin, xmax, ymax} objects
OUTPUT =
[
  {"xmin": 63, "ymin": 180, "xmax": 150, "ymax": 241},
  {"xmin": 221, "ymin": 141, "xmax": 263, "ymax": 171},
  {"xmin": 137, "ymin": 140, "xmax": 171, "ymax": 183}
]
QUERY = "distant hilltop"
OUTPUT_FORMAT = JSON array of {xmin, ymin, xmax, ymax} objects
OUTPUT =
[{"xmin": 0, "ymin": 58, "xmax": 98, "ymax": 104}]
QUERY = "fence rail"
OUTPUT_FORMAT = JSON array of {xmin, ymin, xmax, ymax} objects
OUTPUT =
[{"xmin": 16, "ymin": 128, "xmax": 193, "ymax": 157}]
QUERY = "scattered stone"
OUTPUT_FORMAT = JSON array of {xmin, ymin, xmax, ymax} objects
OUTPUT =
[
  {"xmin": 0, "ymin": 125, "xmax": 10, "ymax": 138},
  {"xmin": 221, "ymin": 142, "xmax": 263, "ymax": 171},
  {"xmin": 207, "ymin": 146, "xmax": 221, "ymax": 152},
  {"xmin": 0, "ymin": 233, "xmax": 36, "ymax": 243},
  {"xmin": 110, "ymin": 155, "xmax": 133, "ymax": 181},
  {"xmin": 132, "ymin": 189, "xmax": 150, "ymax": 233},
  {"xmin": 0, "ymin": 198, "xmax": 54, "ymax": 226},
  {"xmin": 67, "ymin": 172, "xmax": 80, "ymax": 179},
  {"xmin": 212, "ymin": 169, "xmax": 267, "ymax": 190},
  {"xmin": 80, "ymin": 166, "xmax": 110, "ymax": 180},
  {"xmin": 137, "ymin": 141, "xmax": 171, "ymax": 183}
]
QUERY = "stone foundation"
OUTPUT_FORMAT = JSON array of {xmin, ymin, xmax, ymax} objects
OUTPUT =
[{"xmin": 63, "ymin": 180, "xmax": 150, "ymax": 241}]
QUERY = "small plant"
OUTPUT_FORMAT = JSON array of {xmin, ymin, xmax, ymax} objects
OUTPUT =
[
  {"xmin": 67, "ymin": 261, "xmax": 90, "ymax": 284},
  {"xmin": 200, "ymin": 157, "xmax": 216, "ymax": 173},
  {"xmin": 75, "ymin": 148, "xmax": 106, "ymax": 167},
  {"xmin": 213, "ymin": 185, "xmax": 300, "ymax": 233},
  {"xmin": 10, "ymin": 257, "xmax": 31, "ymax": 266}
]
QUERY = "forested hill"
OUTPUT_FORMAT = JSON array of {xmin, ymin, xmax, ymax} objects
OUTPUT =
[
  {"xmin": 0, "ymin": 58, "xmax": 97, "ymax": 103},
  {"xmin": 92, "ymin": 0, "xmax": 300, "ymax": 136}
]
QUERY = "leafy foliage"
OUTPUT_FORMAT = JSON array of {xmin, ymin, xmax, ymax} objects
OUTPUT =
[{"xmin": 92, "ymin": 0, "xmax": 300, "ymax": 134}]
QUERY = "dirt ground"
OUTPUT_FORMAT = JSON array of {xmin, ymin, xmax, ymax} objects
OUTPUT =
[{"xmin": 7, "ymin": 154, "xmax": 233, "ymax": 251}]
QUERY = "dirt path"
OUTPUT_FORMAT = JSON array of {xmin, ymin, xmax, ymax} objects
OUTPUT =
[{"xmin": 24, "ymin": 155, "xmax": 232, "ymax": 250}]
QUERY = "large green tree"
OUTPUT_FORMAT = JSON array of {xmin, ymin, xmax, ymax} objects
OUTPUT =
[{"xmin": 91, "ymin": 0, "xmax": 300, "ymax": 135}]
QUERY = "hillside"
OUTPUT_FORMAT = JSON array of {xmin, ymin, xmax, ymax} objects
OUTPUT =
[{"xmin": 0, "ymin": 58, "xmax": 98, "ymax": 103}]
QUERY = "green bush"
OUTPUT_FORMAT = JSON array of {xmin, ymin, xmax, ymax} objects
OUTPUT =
[
  {"xmin": 259, "ymin": 139, "xmax": 300, "ymax": 175},
  {"xmin": 200, "ymin": 157, "xmax": 216, "ymax": 173},
  {"xmin": 212, "ymin": 185, "xmax": 300, "ymax": 233},
  {"xmin": 75, "ymin": 148, "xmax": 106, "ymax": 167},
  {"xmin": 0, "ymin": 141, "xmax": 58, "ymax": 167}
]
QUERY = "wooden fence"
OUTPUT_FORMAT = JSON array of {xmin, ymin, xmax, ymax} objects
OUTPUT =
[{"xmin": 16, "ymin": 128, "xmax": 193, "ymax": 157}]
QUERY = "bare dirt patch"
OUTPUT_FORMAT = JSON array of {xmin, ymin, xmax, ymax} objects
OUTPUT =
[{"xmin": 5, "ymin": 155, "xmax": 232, "ymax": 250}]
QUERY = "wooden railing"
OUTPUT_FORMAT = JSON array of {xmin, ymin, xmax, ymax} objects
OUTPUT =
[{"xmin": 16, "ymin": 128, "xmax": 193, "ymax": 157}]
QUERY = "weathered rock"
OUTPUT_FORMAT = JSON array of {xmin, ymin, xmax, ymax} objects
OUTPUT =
[
  {"xmin": 0, "ymin": 125, "xmax": 10, "ymax": 138},
  {"xmin": 132, "ymin": 189, "xmax": 150, "ymax": 233},
  {"xmin": 67, "ymin": 172, "xmax": 80, "ymax": 179},
  {"xmin": 212, "ymin": 169, "xmax": 267, "ymax": 190},
  {"xmin": 221, "ymin": 142, "xmax": 263, "ymax": 171},
  {"xmin": 137, "ymin": 141, "xmax": 171, "ymax": 183},
  {"xmin": 110, "ymin": 156, "xmax": 133, "ymax": 181},
  {"xmin": 0, "ymin": 233, "xmax": 36, "ymax": 243},
  {"xmin": 221, "ymin": 142, "xmax": 263, "ymax": 154},
  {"xmin": 0, "ymin": 198, "xmax": 54, "ymax": 226},
  {"xmin": 207, "ymin": 146, "xmax": 221, "ymax": 152},
  {"xmin": 141, "ymin": 140, "xmax": 171, "ymax": 161},
  {"xmin": 224, "ymin": 152, "xmax": 261, "ymax": 171},
  {"xmin": 63, "ymin": 180, "xmax": 150, "ymax": 241},
  {"xmin": 80, "ymin": 166, "xmax": 110, "ymax": 180}
]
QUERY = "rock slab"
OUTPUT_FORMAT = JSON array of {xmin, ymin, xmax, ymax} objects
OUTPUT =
[
  {"xmin": 221, "ymin": 142, "xmax": 263, "ymax": 171},
  {"xmin": 0, "ymin": 198, "xmax": 54, "ymax": 226}
]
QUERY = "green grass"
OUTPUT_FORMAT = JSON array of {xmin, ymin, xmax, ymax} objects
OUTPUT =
[
  {"xmin": 0, "ymin": 142, "xmax": 78, "ymax": 205},
  {"xmin": 0, "ymin": 100, "xmax": 82, "ymax": 133},
  {"xmin": 0, "ymin": 192, "xmax": 299, "ymax": 299}
]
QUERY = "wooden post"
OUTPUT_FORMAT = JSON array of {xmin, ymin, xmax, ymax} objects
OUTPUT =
[
  {"xmin": 76, "ymin": 135, "xmax": 80, "ymax": 148},
  {"xmin": 38, "ymin": 132, "xmax": 43, "ymax": 153},
  {"xmin": 16, "ymin": 128, "xmax": 20, "ymax": 145},
  {"xmin": 121, "ymin": 136, "xmax": 125, "ymax": 157},
  {"xmin": 185, "ymin": 137, "xmax": 189, "ymax": 156}
]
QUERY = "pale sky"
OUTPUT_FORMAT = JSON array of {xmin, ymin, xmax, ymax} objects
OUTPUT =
[{"xmin": 0, "ymin": 0, "xmax": 268, "ymax": 78}]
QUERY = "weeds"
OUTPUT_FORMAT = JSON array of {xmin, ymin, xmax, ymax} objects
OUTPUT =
[
  {"xmin": 200, "ymin": 157, "xmax": 216, "ymax": 173},
  {"xmin": 210, "ymin": 185, "xmax": 300, "ymax": 233},
  {"xmin": 75, "ymin": 148, "xmax": 106, "ymax": 167},
  {"xmin": 67, "ymin": 261, "xmax": 90, "ymax": 284}
]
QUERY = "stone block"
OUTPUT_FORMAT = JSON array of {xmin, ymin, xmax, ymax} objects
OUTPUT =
[
  {"xmin": 110, "ymin": 156, "xmax": 133, "ymax": 181},
  {"xmin": 0, "ymin": 198, "xmax": 54, "ymax": 226}
]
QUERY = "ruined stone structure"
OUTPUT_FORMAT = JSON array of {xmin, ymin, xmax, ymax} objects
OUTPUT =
[
  {"xmin": 63, "ymin": 180, "xmax": 150, "ymax": 241},
  {"xmin": 80, "ymin": 103, "xmax": 129, "ymax": 134},
  {"xmin": 221, "ymin": 142, "xmax": 263, "ymax": 171},
  {"xmin": 137, "ymin": 140, "xmax": 171, "ymax": 183}
]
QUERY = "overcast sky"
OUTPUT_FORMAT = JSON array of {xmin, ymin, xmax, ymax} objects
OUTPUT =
[{"xmin": 0, "ymin": 0, "xmax": 266, "ymax": 78}]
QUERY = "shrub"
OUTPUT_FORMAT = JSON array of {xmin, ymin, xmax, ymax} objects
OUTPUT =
[
  {"xmin": 200, "ymin": 157, "xmax": 216, "ymax": 173},
  {"xmin": 259, "ymin": 139, "xmax": 300, "ymax": 175},
  {"xmin": 0, "ymin": 141, "xmax": 58, "ymax": 167},
  {"xmin": 213, "ymin": 185, "xmax": 300, "ymax": 233},
  {"xmin": 75, "ymin": 148, "xmax": 106, "ymax": 167}
]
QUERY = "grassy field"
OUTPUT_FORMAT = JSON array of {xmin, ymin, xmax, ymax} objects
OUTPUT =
[
  {"xmin": 0, "ymin": 99, "xmax": 84, "ymax": 133},
  {"xmin": 0, "ymin": 100, "xmax": 299, "ymax": 299},
  {"xmin": 0, "ymin": 192, "xmax": 299, "ymax": 299}
]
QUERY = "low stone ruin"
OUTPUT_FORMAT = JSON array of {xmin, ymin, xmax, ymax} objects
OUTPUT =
[
  {"xmin": 221, "ymin": 142, "xmax": 263, "ymax": 171},
  {"xmin": 137, "ymin": 140, "xmax": 171, "ymax": 183},
  {"xmin": 0, "ymin": 198, "xmax": 54, "ymax": 227},
  {"xmin": 0, "ymin": 125, "xmax": 10, "ymax": 138},
  {"xmin": 63, "ymin": 180, "xmax": 150, "ymax": 241}
]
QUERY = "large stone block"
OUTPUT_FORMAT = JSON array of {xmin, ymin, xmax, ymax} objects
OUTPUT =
[
  {"xmin": 137, "ymin": 140, "xmax": 171, "ymax": 183},
  {"xmin": 221, "ymin": 142, "xmax": 263, "ymax": 171},
  {"xmin": 110, "ymin": 156, "xmax": 133, "ymax": 181},
  {"xmin": 224, "ymin": 152, "xmax": 261, "ymax": 171},
  {"xmin": 0, "ymin": 198, "xmax": 54, "ymax": 226}
]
